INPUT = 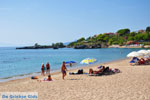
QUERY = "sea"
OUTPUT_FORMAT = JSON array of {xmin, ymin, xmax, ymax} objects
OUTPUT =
[{"xmin": 0, "ymin": 47, "xmax": 144, "ymax": 82}]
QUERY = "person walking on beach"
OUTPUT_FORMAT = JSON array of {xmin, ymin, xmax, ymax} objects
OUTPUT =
[
  {"xmin": 46, "ymin": 62, "xmax": 50, "ymax": 74},
  {"xmin": 41, "ymin": 63, "xmax": 45, "ymax": 76},
  {"xmin": 61, "ymin": 61, "xmax": 67, "ymax": 80}
]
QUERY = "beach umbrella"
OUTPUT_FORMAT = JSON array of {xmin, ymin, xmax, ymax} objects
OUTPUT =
[
  {"xmin": 80, "ymin": 58, "xmax": 97, "ymax": 64},
  {"xmin": 65, "ymin": 61, "xmax": 76, "ymax": 64},
  {"xmin": 147, "ymin": 50, "xmax": 150, "ymax": 55},
  {"xmin": 127, "ymin": 51, "xmax": 143, "ymax": 57},
  {"xmin": 65, "ymin": 61, "xmax": 76, "ymax": 67},
  {"xmin": 137, "ymin": 50, "xmax": 149, "ymax": 56}
]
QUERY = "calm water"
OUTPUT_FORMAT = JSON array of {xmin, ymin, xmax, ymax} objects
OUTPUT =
[{"xmin": 0, "ymin": 47, "xmax": 143, "ymax": 81}]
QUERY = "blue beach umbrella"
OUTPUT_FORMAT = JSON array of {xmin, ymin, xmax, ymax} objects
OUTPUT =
[
  {"xmin": 65, "ymin": 61, "xmax": 76, "ymax": 67},
  {"xmin": 65, "ymin": 61, "xmax": 76, "ymax": 64},
  {"xmin": 80, "ymin": 58, "xmax": 97, "ymax": 64}
]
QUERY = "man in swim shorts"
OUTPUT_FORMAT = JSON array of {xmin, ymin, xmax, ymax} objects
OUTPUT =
[{"xmin": 61, "ymin": 61, "xmax": 67, "ymax": 80}]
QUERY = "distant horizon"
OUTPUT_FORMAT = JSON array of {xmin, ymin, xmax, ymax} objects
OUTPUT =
[{"xmin": 0, "ymin": 0, "xmax": 150, "ymax": 46}]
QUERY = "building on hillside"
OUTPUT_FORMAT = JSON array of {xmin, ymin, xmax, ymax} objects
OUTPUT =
[
  {"xmin": 138, "ymin": 30, "xmax": 145, "ymax": 33},
  {"xmin": 125, "ymin": 41, "xmax": 144, "ymax": 48},
  {"xmin": 126, "ymin": 41, "xmax": 139, "ymax": 45},
  {"xmin": 104, "ymin": 32, "xmax": 115, "ymax": 36},
  {"xmin": 115, "ymin": 33, "xmax": 119, "ymax": 36}
]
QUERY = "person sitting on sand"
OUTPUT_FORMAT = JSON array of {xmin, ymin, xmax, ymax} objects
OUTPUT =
[
  {"xmin": 46, "ymin": 62, "xmax": 50, "ymax": 74},
  {"xmin": 61, "ymin": 61, "xmax": 67, "ymax": 80},
  {"xmin": 41, "ymin": 63, "xmax": 45, "ymax": 76},
  {"xmin": 145, "ymin": 58, "xmax": 150, "ymax": 65},
  {"xmin": 138, "ymin": 58, "xmax": 146, "ymax": 65},
  {"xmin": 37, "ymin": 75, "xmax": 52, "ymax": 82}
]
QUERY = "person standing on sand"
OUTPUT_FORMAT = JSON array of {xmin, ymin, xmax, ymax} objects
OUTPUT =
[
  {"xmin": 41, "ymin": 63, "xmax": 45, "ymax": 76},
  {"xmin": 61, "ymin": 61, "xmax": 67, "ymax": 80},
  {"xmin": 46, "ymin": 62, "xmax": 50, "ymax": 74}
]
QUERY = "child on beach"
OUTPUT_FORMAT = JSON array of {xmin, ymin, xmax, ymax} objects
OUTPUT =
[
  {"xmin": 61, "ymin": 61, "xmax": 67, "ymax": 80},
  {"xmin": 46, "ymin": 62, "xmax": 50, "ymax": 74},
  {"xmin": 41, "ymin": 63, "xmax": 45, "ymax": 76}
]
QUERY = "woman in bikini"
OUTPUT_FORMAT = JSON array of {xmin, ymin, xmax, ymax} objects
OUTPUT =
[
  {"xmin": 46, "ymin": 62, "xmax": 50, "ymax": 74},
  {"xmin": 41, "ymin": 63, "xmax": 45, "ymax": 76}
]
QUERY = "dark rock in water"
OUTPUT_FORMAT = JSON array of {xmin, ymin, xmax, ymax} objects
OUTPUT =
[
  {"xmin": 53, "ymin": 47, "xmax": 58, "ymax": 49},
  {"xmin": 74, "ymin": 45, "xmax": 87, "ymax": 49},
  {"xmin": 74, "ymin": 44, "xmax": 103, "ymax": 49},
  {"xmin": 16, "ymin": 45, "xmax": 52, "ymax": 49}
]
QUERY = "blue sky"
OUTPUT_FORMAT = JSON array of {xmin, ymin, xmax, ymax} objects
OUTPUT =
[{"xmin": 0, "ymin": 0, "xmax": 150, "ymax": 46}]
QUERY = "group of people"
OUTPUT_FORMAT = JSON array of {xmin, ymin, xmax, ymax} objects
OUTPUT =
[
  {"xmin": 89, "ymin": 66, "xmax": 120, "ymax": 75},
  {"xmin": 138, "ymin": 57, "xmax": 150, "ymax": 65},
  {"xmin": 130, "ymin": 57, "xmax": 150, "ymax": 65},
  {"xmin": 40, "ymin": 61, "xmax": 67, "ymax": 81},
  {"xmin": 39, "ymin": 62, "xmax": 120, "ymax": 81},
  {"xmin": 41, "ymin": 62, "xmax": 50, "ymax": 76}
]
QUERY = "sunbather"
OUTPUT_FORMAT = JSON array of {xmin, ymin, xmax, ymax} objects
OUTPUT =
[
  {"xmin": 89, "ymin": 66, "xmax": 120, "ymax": 76},
  {"xmin": 138, "ymin": 58, "xmax": 146, "ymax": 65},
  {"xmin": 89, "ymin": 66, "xmax": 105, "ymax": 74}
]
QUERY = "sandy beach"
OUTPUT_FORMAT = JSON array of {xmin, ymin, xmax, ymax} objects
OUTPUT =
[{"xmin": 0, "ymin": 58, "xmax": 150, "ymax": 100}]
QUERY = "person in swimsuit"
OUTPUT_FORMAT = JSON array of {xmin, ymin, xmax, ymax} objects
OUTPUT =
[
  {"xmin": 41, "ymin": 63, "xmax": 45, "ymax": 76},
  {"xmin": 61, "ymin": 61, "xmax": 67, "ymax": 80},
  {"xmin": 45, "ymin": 75, "xmax": 52, "ymax": 81},
  {"xmin": 37, "ymin": 75, "xmax": 52, "ymax": 82},
  {"xmin": 46, "ymin": 62, "xmax": 50, "ymax": 74},
  {"xmin": 89, "ymin": 66, "xmax": 105, "ymax": 74}
]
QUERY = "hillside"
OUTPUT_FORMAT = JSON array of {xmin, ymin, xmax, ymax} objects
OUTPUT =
[{"xmin": 68, "ymin": 26, "xmax": 150, "ymax": 49}]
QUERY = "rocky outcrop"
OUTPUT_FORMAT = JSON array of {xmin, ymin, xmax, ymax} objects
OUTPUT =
[
  {"xmin": 74, "ymin": 45, "xmax": 87, "ymax": 49},
  {"xmin": 16, "ymin": 45, "xmax": 52, "ymax": 49},
  {"xmin": 74, "ymin": 43, "xmax": 107, "ymax": 49}
]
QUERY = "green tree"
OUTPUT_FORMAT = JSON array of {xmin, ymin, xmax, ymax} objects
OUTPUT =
[
  {"xmin": 129, "ymin": 32, "xmax": 136, "ymax": 36},
  {"xmin": 96, "ymin": 34, "xmax": 104, "ymax": 42},
  {"xmin": 77, "ymin": 37, "xmax": 85, "ymax": 42},
  {"xmin": 146, "ymin": 26, "xmax": 150, "ymax": 32},
  {"xmin": 108, "ymin": 38, "xmax": 113, "ymax": 45},
  {"xmin": 134, "ymin": 34, "xmax": 144, "ymax": 41},
  {"xmin": 103, "ymin": 35, "xmax": 109, "ymax": 42},
  {"xmin": 128, "ymin": 36, "xmax": 134, "ymax": 41},
  {"xmin": 143, "ymin": 32, "xmax": 150, "ymax": 41},
  {"xmin": 117, "ymin": 28, "xmax": 130, "ymax": 36},
  {"xmin": 52, "ymin": 42, "xmax": 65, "ymax": 48},
  {"xmin": 34, "ymin": 43, "xmax": 40, "ymax": 47}
]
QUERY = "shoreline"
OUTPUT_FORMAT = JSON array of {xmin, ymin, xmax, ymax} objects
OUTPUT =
[
  {"xmin": 1, "ymin": 58, "xmax": 150, "ymax": 100},
  {"xmin": 0, "ymin": 57, "xmax": 129, "ymax": 83}
]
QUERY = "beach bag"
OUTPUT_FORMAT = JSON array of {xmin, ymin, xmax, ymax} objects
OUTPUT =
[{"xmin": 77, "ymin": 69, "xmax": 83, "ymax": 74}]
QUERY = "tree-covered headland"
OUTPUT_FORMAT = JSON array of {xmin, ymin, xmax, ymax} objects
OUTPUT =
[{"xmin": 68, "ymin": 26, "xmax": 150, "ymax": 49}]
